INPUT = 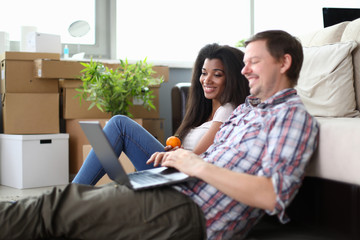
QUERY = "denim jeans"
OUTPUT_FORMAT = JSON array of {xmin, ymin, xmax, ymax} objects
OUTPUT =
[{"xmin": 72, "ymin": 115, "xmax": 165, "ymax": 185}]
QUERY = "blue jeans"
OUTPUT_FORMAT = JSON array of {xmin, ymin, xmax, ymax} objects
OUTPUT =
[{"xmin": 72, "ymin": 115, "xmax": 165, "ymax": 185}]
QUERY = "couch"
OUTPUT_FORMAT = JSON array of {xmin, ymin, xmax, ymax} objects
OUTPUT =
[
  {"xmin": 297, "ymin": 19, "xmax": 360, "ymax": 187},
  {"xmin": 171, "ymin": 18, "xmax": 360, "ymax": 239}
]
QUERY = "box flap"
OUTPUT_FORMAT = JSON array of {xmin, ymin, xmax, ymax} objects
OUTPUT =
[{"xmin": 34, "ymin": 59, "xmax": 87, "ymax": 79}]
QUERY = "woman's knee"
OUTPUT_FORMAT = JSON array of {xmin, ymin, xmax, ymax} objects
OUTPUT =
[
  {"xmin": 106, "ymin": 115, "xmax": 134, "ymax": 131},
  {"xmin": 108, "ymin": 115, "xmax": 131, "ymax": 126}
]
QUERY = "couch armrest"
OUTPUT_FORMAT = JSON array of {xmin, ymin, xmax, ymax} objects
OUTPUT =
[
  {"xmin": 171, "ymin": 82, "xmax": 191, "ymax": 134},
  {"xmin": 307, "ymin": 117, "xmax": 360, "ymax": 185}
]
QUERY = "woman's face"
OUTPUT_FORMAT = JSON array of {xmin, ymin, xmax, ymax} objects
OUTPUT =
[{"xmin": 199, "ymin": 58, "xmax": 226, "ymax": 101}]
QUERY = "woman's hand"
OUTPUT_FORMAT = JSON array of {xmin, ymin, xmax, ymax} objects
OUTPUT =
[
  {"xmin": 164, "ymin": 145, "xmax": 175, "ymax": 151},
  {"xmin": 164, "ymin": 136, "xmax": 182, "ymax": 152}
]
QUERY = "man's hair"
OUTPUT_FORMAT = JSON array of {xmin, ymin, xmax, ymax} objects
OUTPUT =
[{"xmin": 245, "ymin": 30, "xmax": 303, "ymax": 87}]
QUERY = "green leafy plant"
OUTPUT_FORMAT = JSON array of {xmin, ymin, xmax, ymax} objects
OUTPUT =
[
  {"xmin": 75, "ymin": 58, "xmax": 163, "ymax": 117},
  {"xmin": 235, "ymin": 39, "xmax": 246, "ymax": 48}
]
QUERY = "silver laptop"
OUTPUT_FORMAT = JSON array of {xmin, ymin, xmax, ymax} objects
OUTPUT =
[{"xmin": 79, "ymin": 121, "xmax": 193, "ymax": 190}]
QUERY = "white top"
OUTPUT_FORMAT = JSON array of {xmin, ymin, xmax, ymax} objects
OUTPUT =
[{"xmin": 182, "ymin": 103, "xmax": 234, "ymax": 151}]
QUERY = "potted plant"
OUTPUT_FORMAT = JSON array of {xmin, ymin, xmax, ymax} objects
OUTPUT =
[{"xmin": 75, "ymin": 58, "xmax": 163, "ymax": 117}]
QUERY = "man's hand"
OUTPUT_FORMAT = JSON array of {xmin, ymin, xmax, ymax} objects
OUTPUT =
[
  {"xmin": 161, "ymin": 149, "xmax": 206, "ymax": 177},
  {"xmin": 147, "ymin": 145, "xmax": 182, "ymax": 167},
  {"xmin": 147, "ymin": 151, "xmax": 167, "ymax": 167},
  {"xmin": 147, "ymin": 149, "xmax": 205, "ymax": 177}
]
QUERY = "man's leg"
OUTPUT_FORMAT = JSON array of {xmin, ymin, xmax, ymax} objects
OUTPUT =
[{"xmin": 0, "ymin": 183, "xmax": 206, "ymax": 240}]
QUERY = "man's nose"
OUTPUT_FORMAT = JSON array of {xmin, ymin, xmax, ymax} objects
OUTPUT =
[{"xmin": 241, "ymin": 64, "xmax": 249, "ymax": 75}]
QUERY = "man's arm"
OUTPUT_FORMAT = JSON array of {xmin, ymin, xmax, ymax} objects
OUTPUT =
[
  {"xmin": 159, "ymin": 148, "xmax": 277, "ymax": 211},
  {"xmin": 147, "ymin": 106, "xmax": 319, "ymax": 215}
]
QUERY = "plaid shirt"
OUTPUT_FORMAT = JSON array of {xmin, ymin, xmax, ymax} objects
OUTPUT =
[{"xmin": 176, "ymin": 88, "xmax": 319, "ymax": 240}]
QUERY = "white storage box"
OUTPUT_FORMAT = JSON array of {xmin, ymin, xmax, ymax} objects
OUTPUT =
[
  {"xmin": 0, "ymin": 133, "xmax": 69, "ymax": 189},
  {"xmin": 26, "ymin": 32, "xmax": 61, "ymax": 54},
  {"xmin": 0, "ymin": 31, "xmax": 10, "ymax": 54}
]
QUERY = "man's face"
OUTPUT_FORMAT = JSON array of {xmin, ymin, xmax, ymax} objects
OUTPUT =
[{"xmin": 241, "ymin": 40, "xmax": 284, "ymax": 102}]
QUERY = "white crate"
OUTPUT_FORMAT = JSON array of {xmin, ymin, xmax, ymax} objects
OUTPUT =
[
  {"xmin": 26, "ymin": 32, "xmax": 61, "ymax": 54},
  {"xmin": 0, "ymin": 133, "xmax": 69, "ymax": 189}
]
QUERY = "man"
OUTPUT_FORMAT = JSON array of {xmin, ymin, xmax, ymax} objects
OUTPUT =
[{"xmin": 0, "ymin": 30, "xmax": 319, "ymax": 240}]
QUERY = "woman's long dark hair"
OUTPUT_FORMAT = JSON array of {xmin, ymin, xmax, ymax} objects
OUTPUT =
[{"xmin": 175, "ymin": 43, "xmax": 250, "ymax": 141}]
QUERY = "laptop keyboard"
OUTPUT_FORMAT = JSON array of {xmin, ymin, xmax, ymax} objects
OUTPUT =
[{"xmin": 128, "ymin": 171, "xmax": 168, "ymax": 184}]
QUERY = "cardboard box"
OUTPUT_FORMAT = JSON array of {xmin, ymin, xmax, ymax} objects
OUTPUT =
[
  {"xmin": 152, "ymin": 66, "xmax": 169, "ymax": 83},
  {"xmin": 66, "ymin": 118, "xmax": 164, "ymax": 174},
  {"xmin": 138, "ymin": 118, "xmax": 165, "ymax": 145},
  {"xmin": 0, "ymin": 52, "xmax": 60, "ymax": 93},
  {"xmin": 63, "ymin": 87, "xmax": 112, "ymax": 119},
  {"xmin": 83, "ymin": 145, "xmax": 135, "ymax": 186},
  {"xmin": 34, "ymin": 59, "xmax": 86, "ymax": 79},
  {"xmin": 0, "ymin": 95, "xmax": 2, "ymax": 133},
  {"xmin": 66, "ymin": 119, "xmax": 110, "ymax": 174},
  {"xmin": 1, "ymin": 93, "xmax": 59, "ymax": 134},
  {"xmin": 26, "ymin": 32, "xmax": 61, "ymax": 54},
  {"xmin": 129, "ymin": 86, "xmax": 160, "ymax": 119},
  {"xmin": 0, "ymin": 133, "xmax": 69, "ymax": 189}
]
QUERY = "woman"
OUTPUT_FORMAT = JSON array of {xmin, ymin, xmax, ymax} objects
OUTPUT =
[
  {"xmin": 72, "ymin": 43, "xmax": 249, "ymax": 185},
  {"xmin": 177, "ymin": 44, "xmax": 249, "ymax": 154}
]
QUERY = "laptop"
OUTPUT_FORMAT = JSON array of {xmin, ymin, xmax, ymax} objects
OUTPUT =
[{"xmin": 79, "ymin": 121, "xmax": 194, "ymax": 190}]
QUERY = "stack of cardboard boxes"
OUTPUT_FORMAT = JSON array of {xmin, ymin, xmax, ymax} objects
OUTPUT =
[
  {"xmin": 1, "ymin": 52, "xmax": 60, "ymax": 134},
  {"xmin": 0, "ymin": 52, "xmax": 69, "ymax": 189},
  {"xmin": 33, "ymin": 59, "xmax": 169, "ymax": 184}
]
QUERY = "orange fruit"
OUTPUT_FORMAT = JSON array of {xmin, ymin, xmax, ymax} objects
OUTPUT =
[{"xmin": 166, "ymin": 136, "xmax": 181, "ymax": 148}]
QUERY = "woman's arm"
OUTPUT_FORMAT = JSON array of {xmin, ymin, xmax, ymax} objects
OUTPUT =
[
  {"xmin": 191, "ymin": 103, "xmax": 234, "ymax": 154},
  {"xmin": 192, "ymin": 121, "xmax": 223, "ymax": 155}
]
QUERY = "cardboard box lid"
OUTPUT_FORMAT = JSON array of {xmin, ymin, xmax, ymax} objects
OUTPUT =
[
  {"xmin": 34, "ymin": 59, "xmax": 168, "ymax": 85},
  {"xmin": 0, "ymin": 51, "xmax": 60, "ymax": 62},
  {"xmin": 59, "ymin": 79, "xmax": 83, "ymax": 88}
]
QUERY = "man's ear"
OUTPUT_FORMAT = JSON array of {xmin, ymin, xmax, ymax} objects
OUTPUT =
[{"xmin": 280, "ymin": 54, "xmax": 292, "ymax": 74}]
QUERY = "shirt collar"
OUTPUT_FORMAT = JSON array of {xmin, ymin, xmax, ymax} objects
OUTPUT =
[{"xmin": 246, "ymin": 88, "xmax": 297, "ymax": 108}]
